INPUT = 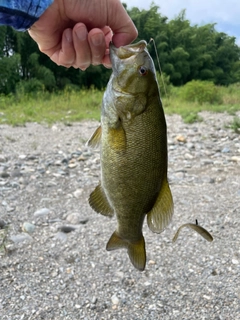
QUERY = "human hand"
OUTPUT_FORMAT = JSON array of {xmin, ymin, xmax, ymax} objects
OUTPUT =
[{"xmin": 28, "ymin": 0, "xmax": 137, "ymax": 69}]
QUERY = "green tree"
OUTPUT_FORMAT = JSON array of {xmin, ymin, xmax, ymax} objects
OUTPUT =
[{"xmin": 0, "ymin": 54, "xmax": 21, "ymax": 94}]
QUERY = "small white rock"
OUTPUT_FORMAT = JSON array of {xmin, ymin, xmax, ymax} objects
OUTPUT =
[
  {"xmin": 34, "ymin": 208, "xmax": 50, "ymax": 217},
  {"xmin": 18, "ymin": 154, "xmax": 27, "ymax": 160},
  {"xmin": 73, "ymin": 189, "xmax": 83, "ymax": 198},
  {"xmin": 232, "ymin": 259, "xmax": 239, "ymax": 265},
  {"xmin": 111, "ymin": 294, "xmax": 120, "ymax": 305},
  {"xmin": 22, "ymin": 222, "xmax": 35, "ymax": 234},
  {"xmin": 66, "ymin": 213, "xmax": 81, "ymax": 224},
  {"xmin": 68, "ymin": 162, "xmax": 78, "ymax": 169}
]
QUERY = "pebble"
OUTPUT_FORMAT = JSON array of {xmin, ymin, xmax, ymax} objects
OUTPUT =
[
  {"xmin": 34, "ymin": 208, "xmax": 50, "ymax": 217},
  {"xmin": 222, "ymin": 147, "xmax": 230, "ymax": 153},
  {"xmin": 0, "ymin": 219, "xmax": 7, "ymax": 229},
  {"xmin": 148, "ymin": 304, "xmax": 157, "ymax": 310},
  {"xmin": 231, "ymin": 156, "xmax": 240, "ymax": 162},
  {"xmin": 66, "ymin": 213, "xmax": 88, "ymax": 225},
  {"xmin": 68, "ymin": 162, "xmax": 78, "ymax": 169},
  {"xmin": 73, "ymin": 189, "xmax": 83, "ymax": 198},
  {"xmin": 51, "ymin": 125, "xmax": 58, "ymax": 131},
  {"xmin": 0, "ymin": 114, "xmax": 239, "ymax": 319},
  {"xmin": 232, "ymin": 259, "xmax": 239, "ymax": 265},
  {"xmin": 10, "ymin": 233, "xmax": 33, "ymax": 243},
  {"xmin": 1, "ymin": 171, "xmax": 10, "ymax": 178},
  {"xmin": 111, "ymin": 294, "xmax": 120, "ymax": 305},
  {"xmin": 0, "ymin": 155, "xmax": 7, "ymax": 162},
  {"xmin": 77, "ymin": 155, "xmax": 87, "ymax": 161},
  {"xmin": 66, "ymin": 213, "xmax": 80, "ymax": 224},
  {"xmin": 22, "ymin": 222, "xmax": 35, "ymax": 234},
  {"xmin": 201, "ymin": 159, "xmax": 214, "ymax": 165},
  {"xmin": 60, "ymin": 226, "xmax": 76, "ymax": 233},
  {"xmin": 176, "ymin": 135, "xmax": 187, "ymax": 143},
  {"xmin": 2, "ymin": 200, "xmax": 8, "ymax": 206},
  {"xmin": 6, "ymin": 206, "xmax": 15, "ymax": 212},
  {"xmin": 55, "ymin": 231, "xmax": 68, "ymax": 242},
  {"xmin": 18, "ymin": 154, "xmax": 27, "ymax": 160},
  {"xmin": 91, "ymin": 296, "xmax": 97, "ymax": 304}
]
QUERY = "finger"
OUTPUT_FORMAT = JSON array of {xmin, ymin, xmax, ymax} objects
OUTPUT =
[
  {"xmin": 112, "ymin": 18, "xmax": 138, "ymax": 48},
  {"xmin": 73, "ymin": 23, "xmax": 91, "ymax": 70},
  {"xmin": 107, "ymin": 1, "xmax": 138, "ymax": 47},
  {"xmin": 102, "ymin": 26, "xmax": 113, "ymax": 47},
  {"xmin": 50, "ymin": 28, "xmax": 75, "ymax": 67},
  {"xmin": 102, "ymin": 54, "xmax": 111, "ymax": 69},
  {"xmin": 88, "ymin": 29, "xmax": 106, "ymax": 66},
  {"xmin": 101, "ymin": 26, "xmax": 113, "ymax": 68}
]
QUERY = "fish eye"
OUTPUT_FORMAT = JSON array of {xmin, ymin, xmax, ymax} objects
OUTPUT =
[{"xmin": 139, "ymin": 66, "xmax": 148, "ymax": 76}]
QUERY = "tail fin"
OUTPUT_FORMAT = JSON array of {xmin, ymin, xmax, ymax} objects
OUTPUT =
[{"xmin": 106, "ymin": 231, "xmax": 146, "ymax": 271}]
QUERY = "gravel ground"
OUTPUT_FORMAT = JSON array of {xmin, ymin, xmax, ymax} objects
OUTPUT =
[{"xmin": 0, "ymin": 112, "xmax": 239, "ymax": 320}]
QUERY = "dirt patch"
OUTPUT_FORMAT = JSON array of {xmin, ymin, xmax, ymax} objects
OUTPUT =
[{"xmin": 0, "ymin": 112, "xmax": 239, "ymax": 319}]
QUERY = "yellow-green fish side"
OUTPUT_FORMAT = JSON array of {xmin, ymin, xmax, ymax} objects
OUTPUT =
[{"xmin": 88, "ymin": 41, "xmax": 174, "ymax": 271}]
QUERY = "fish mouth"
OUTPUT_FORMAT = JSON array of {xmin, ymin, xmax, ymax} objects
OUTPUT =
[
  {"xmin": 110, "ymin": 40, "xmax": 148, "ymax": 75},
  {"xmin": 110, "ymin": 40, "xmax": 147, "ymax": 59}
]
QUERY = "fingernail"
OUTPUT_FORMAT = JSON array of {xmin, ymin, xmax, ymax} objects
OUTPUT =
[
  {"xmin": 65, "ymin": 29, "xmax": 72, "ymax": 42},
  {"xmin": 103, "ymin": 64, "xmax": 112, "ymax": 69},
  {"xmin": 91, "ymin": 33, "xmax": 103, "ymax": 46},
  {"xmin": 76, "ymin": 26, "xmax": 87, "ymax": 41}
]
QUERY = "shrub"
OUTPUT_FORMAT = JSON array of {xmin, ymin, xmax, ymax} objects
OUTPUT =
[
  {"xmin": 230, "ymin": 117, "xmax": 240, "ymax": 133},
  {"xmin": 16, "ymin": 79, "xmax": 44, "ymax": 95},
  {"xmin": 179, "ymin": 80, "xmax": 223, "ymax": 104}
]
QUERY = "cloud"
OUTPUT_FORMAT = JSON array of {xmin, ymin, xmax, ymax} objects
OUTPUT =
[
  {"xmin": 124, "ymin": 0, "xmax": 240, "ymax": 34},
  {"xmin": 124, "ymin": 0, "xmax": 240, "ymax": 44}
]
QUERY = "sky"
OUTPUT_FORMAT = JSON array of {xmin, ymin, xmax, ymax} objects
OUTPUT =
[{"xmin": 124, "ymin": 0, "xmax": 240, "ymax": 45}]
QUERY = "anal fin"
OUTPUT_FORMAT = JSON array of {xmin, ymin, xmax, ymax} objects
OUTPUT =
[
  {"xmin": 106, "ymin": 231, "xmax": 146, "ymax": 271},
  {"xmin": 147, "ymin": 177, "xmax": 174, "ymax": 233},
  {"xmin": 89, "ymin": 184, "xmax": 114, "ymax": 217}
]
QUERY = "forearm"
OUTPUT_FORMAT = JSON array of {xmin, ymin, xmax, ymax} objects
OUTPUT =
[{"xmin": 0, "ymin": 0, "xmax": 53, "ymax": 30}]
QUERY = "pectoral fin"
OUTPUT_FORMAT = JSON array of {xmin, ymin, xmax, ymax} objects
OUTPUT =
[
  {"xmin": 87, "ymin": 125, "xmax": 102, "ymax": 148},
  {"xmin": 147, "ymin": 178, "xmax": 174, "ymax": 233},
  {"xmin": 108, "ymin": 124, "xmax": 126, "ymax": 152},
  {"xmin": 89, "ymin": 184, "xmax": 114, "ymax": 217},
  {"xmin": 106, "ymin": 231, "xmax": 146, "ymax": 271},
  {"xmin": 172, "ymin": 223, "xmax": 213, "ymax": 243}
]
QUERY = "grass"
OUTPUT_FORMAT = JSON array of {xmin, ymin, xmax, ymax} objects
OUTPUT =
[
  {"xmin": 0, "ymin": 87, "xmax": 103, "ymax": 125},
  {"xmin": 228, "ymin": 116, "xmax": 240, "ymax": 133},
  {"xmin": 0, "ymin": 83, "xmax": 239, "ymax": 126},
  {"xmin": 162, "ymin": 83, "xmax": 240, "ymax": 124}
]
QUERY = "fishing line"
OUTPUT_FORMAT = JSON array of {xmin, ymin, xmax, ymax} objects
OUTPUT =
[{"xmin": 148, "ymin": 38, "xmax": 169, "ymax": 101}]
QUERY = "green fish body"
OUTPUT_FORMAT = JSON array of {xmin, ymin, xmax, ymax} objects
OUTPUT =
[{"xmin": 88, "ymin": 40, "xmax": 173, "ymax": 271}]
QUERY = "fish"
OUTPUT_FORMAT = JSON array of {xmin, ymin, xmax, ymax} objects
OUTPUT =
[
  {"xmin": 172, "ymin": 221, "xmax": 213, "ymax": 243},
  {"xmin": 87, "ymin": 40, "xmax": 174, "ymax": 271}
]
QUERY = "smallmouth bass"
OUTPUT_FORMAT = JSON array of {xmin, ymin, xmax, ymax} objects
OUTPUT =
[{"xmin": 88, "ymin": 40, "xmax": 173, "ymax": 271}]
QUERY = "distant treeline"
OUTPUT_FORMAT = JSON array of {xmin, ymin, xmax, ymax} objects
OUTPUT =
[{"xmin": 0, "ymin": 3, "xmax": 240, "ymax": 95}]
